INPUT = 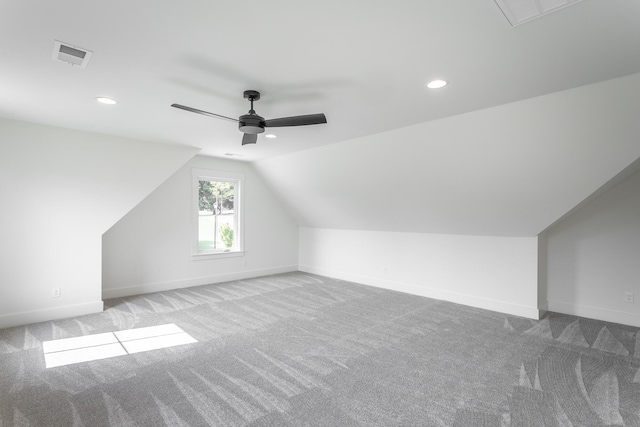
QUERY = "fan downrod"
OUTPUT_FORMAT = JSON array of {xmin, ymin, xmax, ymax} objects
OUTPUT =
[{"xmin": 239, "ymin": 90, "xmax": 265, "ymax": 135}]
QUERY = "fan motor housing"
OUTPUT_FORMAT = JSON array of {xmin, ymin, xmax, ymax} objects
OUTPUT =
[{"xmin": 239, "ymin": 113, "xmax": 265, "ymax": 134}]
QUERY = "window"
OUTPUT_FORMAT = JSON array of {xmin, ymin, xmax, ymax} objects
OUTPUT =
[{"xmin": 192, "ymin": 169, "xmax": 244, "ymax": 259}]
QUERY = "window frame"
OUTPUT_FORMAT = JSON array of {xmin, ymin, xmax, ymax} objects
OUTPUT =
[{"xmin": 191, "ymin": 168, "xmax": 245, "ymax": 260}]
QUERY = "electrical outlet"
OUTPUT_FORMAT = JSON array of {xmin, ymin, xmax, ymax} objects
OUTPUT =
[
  {"xmin": 624, "ymin": 292, "xmax": 634, "ymax": 303},
  {"xmin": 382, "ymin": 266, "xmax": 387, "ymax": 274},
  {"xmin": 52, "ymin": 287, "xmax": 61, "ymax": 298}
]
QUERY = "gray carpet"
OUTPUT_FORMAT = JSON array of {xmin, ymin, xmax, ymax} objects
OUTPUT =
[{"xmin": 1, "ymin": 272, "xmax": 639, "ymax": 426}]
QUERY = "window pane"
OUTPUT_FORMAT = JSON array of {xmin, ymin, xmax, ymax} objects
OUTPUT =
[{"xmin": 198, "ymin": 180, "xmax": 235, "ymax": 251}]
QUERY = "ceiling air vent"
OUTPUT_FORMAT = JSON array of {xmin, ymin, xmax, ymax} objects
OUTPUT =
[
  {"xmin": 52, "ymin": 40, "xmax": 93, "ymax": 68},
  {"xmin": 494, "ymin": 0, "xmax": 585, "ymax": 26}
]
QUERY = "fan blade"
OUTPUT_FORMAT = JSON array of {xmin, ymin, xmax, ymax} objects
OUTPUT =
[
  {"xmin": 171, "ymin": 104, "xmax": 238, "ymax": 123},
  {"xmin": 264, "ymin": 113, "xmax": 327, "ymax": 128},
  {"xmin": 242, "ymin": 133, "xmax": 257, "ymax": 145}
]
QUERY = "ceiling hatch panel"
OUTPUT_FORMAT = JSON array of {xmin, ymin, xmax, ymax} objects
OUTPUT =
[{"xmin": 494, "ymin": 0, "xmax": 585, "ymax": 26}]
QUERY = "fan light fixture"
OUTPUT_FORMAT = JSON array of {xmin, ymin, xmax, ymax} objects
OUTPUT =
[
  {"xmin": 96, "ymin": 97, "xmax": 117, "ymax": 105},
  {"xmin": 426, "ymin": 80, "xmax": 447, "ymax": 89}
]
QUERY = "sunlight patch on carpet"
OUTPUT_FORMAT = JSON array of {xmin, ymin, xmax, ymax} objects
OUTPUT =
[{"xmin": 43, "ymin": 324, "xmax": 197, "ymax": 368}]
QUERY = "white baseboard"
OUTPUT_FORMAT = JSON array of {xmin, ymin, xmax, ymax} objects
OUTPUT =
[
  {"xmin": 300, "ymin": 264, "xmax": 542, "ymax": 320},
  {"xmin": 102, "ymin": 265, "xmax": 299, "ymax": 299},
  {"xmin": 548, "ymin": 300, "xmax": 640, "ymax": 328},
  {"xmin": 0, "ymin": 300, "xmax": 104, "ymax": 330}
]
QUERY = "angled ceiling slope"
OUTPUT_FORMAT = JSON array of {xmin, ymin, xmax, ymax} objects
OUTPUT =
[{"xmin": 253, "ymin": 73, "xmax": 640, "ymax": 237}]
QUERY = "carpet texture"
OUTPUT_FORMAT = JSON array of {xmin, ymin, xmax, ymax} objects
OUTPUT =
[{"xmin": 1, "ymin": 272, "xmax": 639, "ymax": 426}]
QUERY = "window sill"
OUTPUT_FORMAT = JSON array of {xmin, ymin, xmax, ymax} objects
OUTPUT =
[{"xmin": 191, "ymin": 250, "xmax": 245, "ymax": 261}]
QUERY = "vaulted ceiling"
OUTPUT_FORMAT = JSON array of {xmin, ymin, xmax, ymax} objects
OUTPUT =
[
  {"xmin": 253, "ymin": 73, "xmax": 640, "ymax": 236},
  {"xmin": 2, "ymin": 1, "xmax": 640, "ymax": 237},
  {"xmin": 1, "ymin": 1, "xmax": 639, "ymax": 162}
]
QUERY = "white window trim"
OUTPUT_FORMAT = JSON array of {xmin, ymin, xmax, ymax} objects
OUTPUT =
[{"xmin": 191, "ymin": 168, "xmax": 245, "ymax": 261}]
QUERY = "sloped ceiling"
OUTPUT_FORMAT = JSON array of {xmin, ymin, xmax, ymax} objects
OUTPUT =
[
  {"xmin": 1, "ymin": 1, "xmax": 639, "ymax": 237},
  {"xmin": 0, "ymin": 1, "xmax": 639, "ymax": 162},
  {"xmin": 254, "ymin": 74, "xmax": 640, "ymax": 237}
]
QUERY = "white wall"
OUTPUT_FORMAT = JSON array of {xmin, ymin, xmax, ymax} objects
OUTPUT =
[
  {"xmin": 0, "ymin": 118, "xmax": 199, "ymax": 328},
  {"xmin": 299, "ymin": 228, "xmax": 541, "ymax": 318},
  {"xmin": 251, "ymin": 75, "xmax": 640, "ymax": 322},
  {"xmin": 546, "ymin": 167, "xmax": 640, "ymax": 327},
  {"xmin": 102, "ymin": 155, "xmax": 299, "ymax": 298}
]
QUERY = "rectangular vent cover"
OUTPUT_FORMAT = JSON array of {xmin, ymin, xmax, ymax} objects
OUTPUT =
[
  {"xmin": 494, "ymin": 0, "xmax": 585, "ymax": 26},
  {"xmin": 53, "ymin": 40, "xmax": 93, "ymax": 68}
]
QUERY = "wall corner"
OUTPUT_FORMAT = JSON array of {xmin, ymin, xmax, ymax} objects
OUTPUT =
[{"xmin": 537, "ymin": 231, "xmax": 549, "ymax": 313}]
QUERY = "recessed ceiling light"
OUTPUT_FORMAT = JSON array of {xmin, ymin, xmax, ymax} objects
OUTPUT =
[
  {"xmin": 426, "ymin": 80, "xmax": 447, "ymax": 89},
  {"xmin": 96, "ymin": 97, "xmax": 117, "ymax": 105},
  {"xmin": 265, "ymin": 134, "xmax": 277, "ymax": 139}
]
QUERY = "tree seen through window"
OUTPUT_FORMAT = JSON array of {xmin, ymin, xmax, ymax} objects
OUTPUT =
[{"xmin": 198, "ymin": 180, "xmax": 235, "ymax": 250}]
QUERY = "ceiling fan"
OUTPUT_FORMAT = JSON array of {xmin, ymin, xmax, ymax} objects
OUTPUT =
[{"xmin": 171, "ymin": 90, "xmax": 327, "ymax": 146}]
